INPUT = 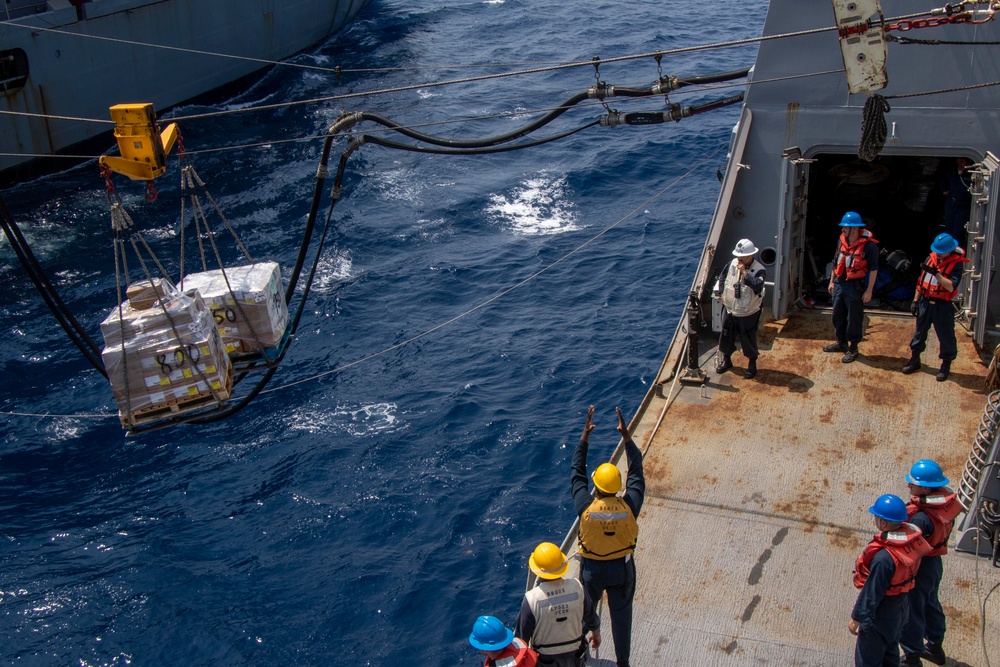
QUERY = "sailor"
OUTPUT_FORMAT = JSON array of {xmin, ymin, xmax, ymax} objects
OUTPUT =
[
  {"xmin": 899, "ymin": 460, "xmax": 962, "ymax": 667},
  {"xmin": 849, "ymin": 494, "xmax": 933, "ymax": 667},
  {"xmin": 571, "ymin": 405, "xmax": 645, "ymax": 667},
  {"xmin": 470, "ymin": 615, "xmax": 539, "ymax": 667},
  {"xmin": 515, "ymin": 542, "xmax": 601, "ymax": 667},
  {"xmin": 713, "ymin": 238, "xmax": 767, "ymax": 379},
  {"xmin": 901, "ymin": 233, "xmax": 969, "ymax": 382},
  {"xmin": 824, "ymin": 211, "xmax": 878, "ymax": 363}
]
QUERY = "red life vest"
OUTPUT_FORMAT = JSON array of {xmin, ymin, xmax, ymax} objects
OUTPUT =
[
  {"xmin": 834, "ymin": 230, "xmax": 878, "ymax": 281},
  {"xmin": 907, "ymin": 490, "xmax": 963, "ymax": 556},
  {"xmin": 853, "ymin": 524, "xmax": 933, "ymax": 595},
  {"xmin": 483, "ymin": 639, "xmax": 539, "ymax": 667},
  {"xmin": 916, "ymin": 249, "xmax": 970, "ymax": 301}
]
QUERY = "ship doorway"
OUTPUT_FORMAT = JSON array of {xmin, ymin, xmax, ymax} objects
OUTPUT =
[{"xmin": 796, "ymin": 152, "xmax": 1000, "ymax": 349}]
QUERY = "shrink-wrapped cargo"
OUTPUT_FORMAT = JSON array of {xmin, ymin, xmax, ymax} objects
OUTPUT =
[
  {"xmin": 101, "ymin": 288, "xmax": 232, "ymax": 426},
  {"xmin": 179, "ymin": 262, "xmax": 288, "ymax": 354}
]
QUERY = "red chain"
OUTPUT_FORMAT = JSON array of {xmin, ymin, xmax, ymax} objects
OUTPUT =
[
  {"xmin": 145, "ymin": 181, "xmax": 158, "ymax": 202},
  {"xmin": 100, "ymin": 163, "xmax": 116, "ymax": 196},
  {"xmin": 885, "ymin": 14, "xmax": 972, "ymax": 32}
]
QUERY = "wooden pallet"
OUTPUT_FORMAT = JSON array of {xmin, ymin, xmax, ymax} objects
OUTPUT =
[{"xmin": 120, "ymin": 368, "xmax": 232, "ymax": 429}]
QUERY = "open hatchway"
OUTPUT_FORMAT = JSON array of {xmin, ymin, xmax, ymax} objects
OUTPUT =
[{"xmin": 777, "ymin": 150, "xmax": 1000, "ymax": 352}]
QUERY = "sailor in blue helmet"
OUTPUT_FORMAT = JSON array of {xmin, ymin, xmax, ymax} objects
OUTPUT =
[
  {"xmin": 824, "ymin": 211, "xmax": 879, "ymax": 363},
  {"xmin": 899, "ymin": 460, "xmax": 962, "ymax": 667},
  {"xmin": 849, "ymin": 494, "xmax": 932, "ymax": 667},
  {"xmin": 901, "ymin": 233, "xmax": 969, "ymax": 382},
  {"xmin": 470, "ymin": 615, "xmax": 539, "ymax": 667}
]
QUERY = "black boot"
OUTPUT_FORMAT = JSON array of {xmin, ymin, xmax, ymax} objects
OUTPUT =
[
  {"xmin": 902, "ymin": 353, "xmax": 921, "ymax": 374},
  {"xmin": 715, "ymin": 355, "xmax": 733, "ymax": 374},
  {"xmin": 823, "ymin": 340, "xmax": 847, "ymax": 353},
  {"xmin": 902, "ymin": 654, "xmax": 923, "ymax": 667},
  {"xmin": 920, "ymin": 641, "xmax": 946, "ymax": 666},
  {"xmin": 842, "ymin": 344, "xmax": 859, "ymax": 363},
  {"xmin": 936, "ymin": 360, "xmax": 951, "ymax": 382},
  {"xmin": 743, "ymin": 358, "xmax": 758, "ymax": 379}
]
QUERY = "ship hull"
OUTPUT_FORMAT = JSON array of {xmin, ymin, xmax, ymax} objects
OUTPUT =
[{"xmin": 0, "ymin": 0, "xmax": 372, "ymax": 183}]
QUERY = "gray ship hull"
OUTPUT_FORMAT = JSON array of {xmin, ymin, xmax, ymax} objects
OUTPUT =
[{"xmin": 0, "ymin": 0, "xmax": 372, "ymax": 181}]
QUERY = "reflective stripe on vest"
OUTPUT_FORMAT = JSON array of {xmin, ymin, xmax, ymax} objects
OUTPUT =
[
  {"xmin": 853, "ymin": 523, "xmax": 933, "ymax": 595},
  {"xmin": 719, "ymin": 258, "xmax": 765, "ymax": 317},
  {"xmin": 834, "ymin": 231, "xmax": 877, "ymax": 281},
  {"xmin": 907, "ymin": 490, "xmax": 962, "ymax": 556},
  {"xmin": 525, "ymin": 578, "xmax": 586, "ymax": 654},
  {"xmin": 916, "ymin": 249, "xmax": 969, "ymax": 301},
  {"xmin": 578, "ymin": 495, "xmax": 638, "ymax": 560}
]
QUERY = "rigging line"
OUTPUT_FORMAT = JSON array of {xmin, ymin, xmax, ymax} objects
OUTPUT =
[
  {"xmin": 0, "ymin": 109, "xmax": 114, "ymax": 124},
  {"xmin": 165, "ymin": 27, "xmax": 838, "ymax": 124},
  {"xmin": 261, "ymin": 145, "xmax": 724, "ymax": 395},
  {"xmin": 886, "ymin": 78, "xmax": 1000, "ymax": 99},
  {"xmin": 0, "ymin": 410, "xmax": 113, "ymax": 418}
]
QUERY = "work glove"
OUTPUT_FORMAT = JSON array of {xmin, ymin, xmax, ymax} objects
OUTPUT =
[
  {"xmin": 920, "ymin": 262, "xmax": 936, "ymax": 275},
  {"xmin": 910, "ymin": 301, "xmax": 919, "ymax": 317}
]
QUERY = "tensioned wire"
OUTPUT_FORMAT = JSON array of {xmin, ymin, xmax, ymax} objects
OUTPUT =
[{"xmin": 0, "ymin": 143, "xmax": 722, "ymax": 420}]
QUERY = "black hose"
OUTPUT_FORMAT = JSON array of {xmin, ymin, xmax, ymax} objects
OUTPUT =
[
  {"xmin": 0, "ymin": 195, "xmax": 108, "ymax": 377},
  {"xmin": 351, "ymin": 92, "xmax": 591, "ymax": 148},
  {"xmin": 358, "ymin": 120, "xmax": 601, "ymax": 156},
  {"xmin": 673, "ymin": 66, "xmax": 752, "ymax": 88}
]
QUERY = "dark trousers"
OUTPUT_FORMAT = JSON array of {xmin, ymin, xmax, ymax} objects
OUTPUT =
[
  {"xmin": 855, "ymin": 594, "xmax": 907, "ymax": 667},
  {"xmin": 909, "ymin": 298, "xmax": 958, "ymax": 361},
  {"xmin": 718, "ymin": 309, "xmax": 761, "ymax": 360},
  {"xmin": 580, "ymin": 555, "xmax": 636, "ymax": 667},
  {"xmin": 899, "ymin": 556, "xmax": 946, "ymax": 656},
  {"xmin": 832, "ymin": 279, "xmax": 866, "ymax": 346}
]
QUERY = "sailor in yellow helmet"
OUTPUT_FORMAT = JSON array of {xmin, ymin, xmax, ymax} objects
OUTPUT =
[
  {"xmin": 571, "ymin": 406, "xmax": 645, "ymax": 667},
  {"xmin": 515, "ymin": 542, "xmax": 601, "ymax": 667}
]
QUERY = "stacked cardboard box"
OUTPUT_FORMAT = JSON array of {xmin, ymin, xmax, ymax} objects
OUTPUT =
[
  {"xmin": 101, "ymin": 289, "xmax": 232, "ymax": 424},
  {"xmin": 179, "ymin": 262, "xmax": 289, "ymax": 354}
]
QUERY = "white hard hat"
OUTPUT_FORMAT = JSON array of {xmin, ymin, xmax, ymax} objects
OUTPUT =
[{"xmin": 732, "ymin": 239, "xmax": 758, "ymax": 257}]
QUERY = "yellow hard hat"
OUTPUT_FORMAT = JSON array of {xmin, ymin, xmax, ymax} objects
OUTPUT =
[
  {"xmin": 529, "ymin": 542, "xmax": 569, "ymax": 580},
  {"xmin": 592, "ymin": 462, "xmax": 622, "ymax": 494}
]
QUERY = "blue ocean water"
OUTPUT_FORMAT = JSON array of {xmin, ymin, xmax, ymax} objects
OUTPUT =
[{"xmin": 0, "ymin": 1, "xmax": 766, "ymax": 665}]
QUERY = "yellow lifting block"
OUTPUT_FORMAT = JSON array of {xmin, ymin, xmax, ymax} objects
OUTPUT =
[{"xmin": 98, "ymin": 103, "xmax": 179, "ymax": 181}]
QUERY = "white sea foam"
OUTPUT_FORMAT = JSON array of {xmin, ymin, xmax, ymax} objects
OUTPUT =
[
  {"xmin": 289, "ymin": 401, "xmax": 404, "ymax": 436},
  {"xmin": 309, "ymin": 248, "xmax": 354, "ymax": 294},
  {"xmin": 486, "ymin": 172, "xmax": 578, "ymax": 236}
]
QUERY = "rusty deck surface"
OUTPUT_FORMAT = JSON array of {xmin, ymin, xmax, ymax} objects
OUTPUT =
[{"xmin": 574, "ymin": 310, "xmax": 1000, "ymax": 666}]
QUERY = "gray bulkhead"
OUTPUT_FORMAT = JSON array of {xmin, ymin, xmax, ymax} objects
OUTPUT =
[{"xmin": 705, "ymin": 0, "xmax": 1000, "ymax": 349}]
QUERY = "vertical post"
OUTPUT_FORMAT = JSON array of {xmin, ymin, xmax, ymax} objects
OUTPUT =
[{"xmin": 679, "ymin": 290, "xmax": 707, "ymax": 385}]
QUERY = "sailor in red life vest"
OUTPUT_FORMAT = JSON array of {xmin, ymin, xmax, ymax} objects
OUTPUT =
[
  {"xmin": 901, "ymin": 233, "xmax": 970, "ymax": 382},
  {"xmin": 899, "ymin": 461, "xmax": 962, "ymax": 667},
  {"xmin": 824, "ymin": 211, "xmax": 879, "ymax": 363},
  {"xmin": 469, "ymin": 615, "xmax": 539, "ymax": 667},
  {"xmin": 849, "ymin": 494, "xmax": 933, "ymax": 667}
]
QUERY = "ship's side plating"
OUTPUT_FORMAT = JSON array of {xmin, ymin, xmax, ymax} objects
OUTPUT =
[{"xmin": 0, "ymin": 0, "xmax": 372, "ymax": 180}]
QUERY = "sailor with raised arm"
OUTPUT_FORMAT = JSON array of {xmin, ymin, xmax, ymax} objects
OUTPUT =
[{"xmin": 571, "ymin": 405, "xmax": 645, "ymax": 667}]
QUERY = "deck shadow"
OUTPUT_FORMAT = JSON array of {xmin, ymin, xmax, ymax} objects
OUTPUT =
[{"xmin": 750, "ymin": 368, "xmax": 814, "ymax": 392}]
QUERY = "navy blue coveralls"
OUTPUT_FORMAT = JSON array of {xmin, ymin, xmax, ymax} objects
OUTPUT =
[
  {"xmin": 571, "ymin": 434, "xmax": 645, "ymax": 667},
  {"xmin": 853, "ymin": 549, "xmax": 908, "ymax": 667},
  {"xmin": 832, "ymin": 239, "xmax": 879, "ymax": 347},
  {"xmin": 899, "ymin": 511, "xmax": 946, "ymax": 658},
  {"xmin": 910, "ymin": 258, "xmax": 963, "ymax": 362}
]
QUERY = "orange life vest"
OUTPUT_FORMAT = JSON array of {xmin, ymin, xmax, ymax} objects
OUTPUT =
[
  {"xmin": 907, "ymin": 490, "xmax": 963, "ymax": 557},
  {"xmin": 834, "ymin": 230, "xmax": 878, "ymax": 281},
  {"xmin": 916, "ymin": 249, "xmax": 970, "ymax": 301},
  {"xmin": 483, "ymin": 639, "xmax": 539, "ymax": 667},
  {"xmin": 853, "ymin": 524, "xmax": 932, "ymax": 595}
]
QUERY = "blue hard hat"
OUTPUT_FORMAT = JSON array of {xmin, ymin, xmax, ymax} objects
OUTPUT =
[
  {"xmin": 469, "ymin": 615, "xmax": 514, "ymax": 651},
  {"xmin": 931, "ymin": 233, "xmax": 959, "ymax": 255},
  {"xmin": 840, "ymin": 211, "xmax": 864, "ymax": 227},
  {"xmin": 906, "ymin": 459, "xmax": 949, "ymax": 488},
  {"xmin": 869, "ymin": 494, "xmax": 909, "ymax": 523}
]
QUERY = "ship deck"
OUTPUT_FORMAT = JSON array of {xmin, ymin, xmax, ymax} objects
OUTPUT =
[{"xmin": 571, "ymin": 309, "xmax": 1000, "ymax": 666}]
